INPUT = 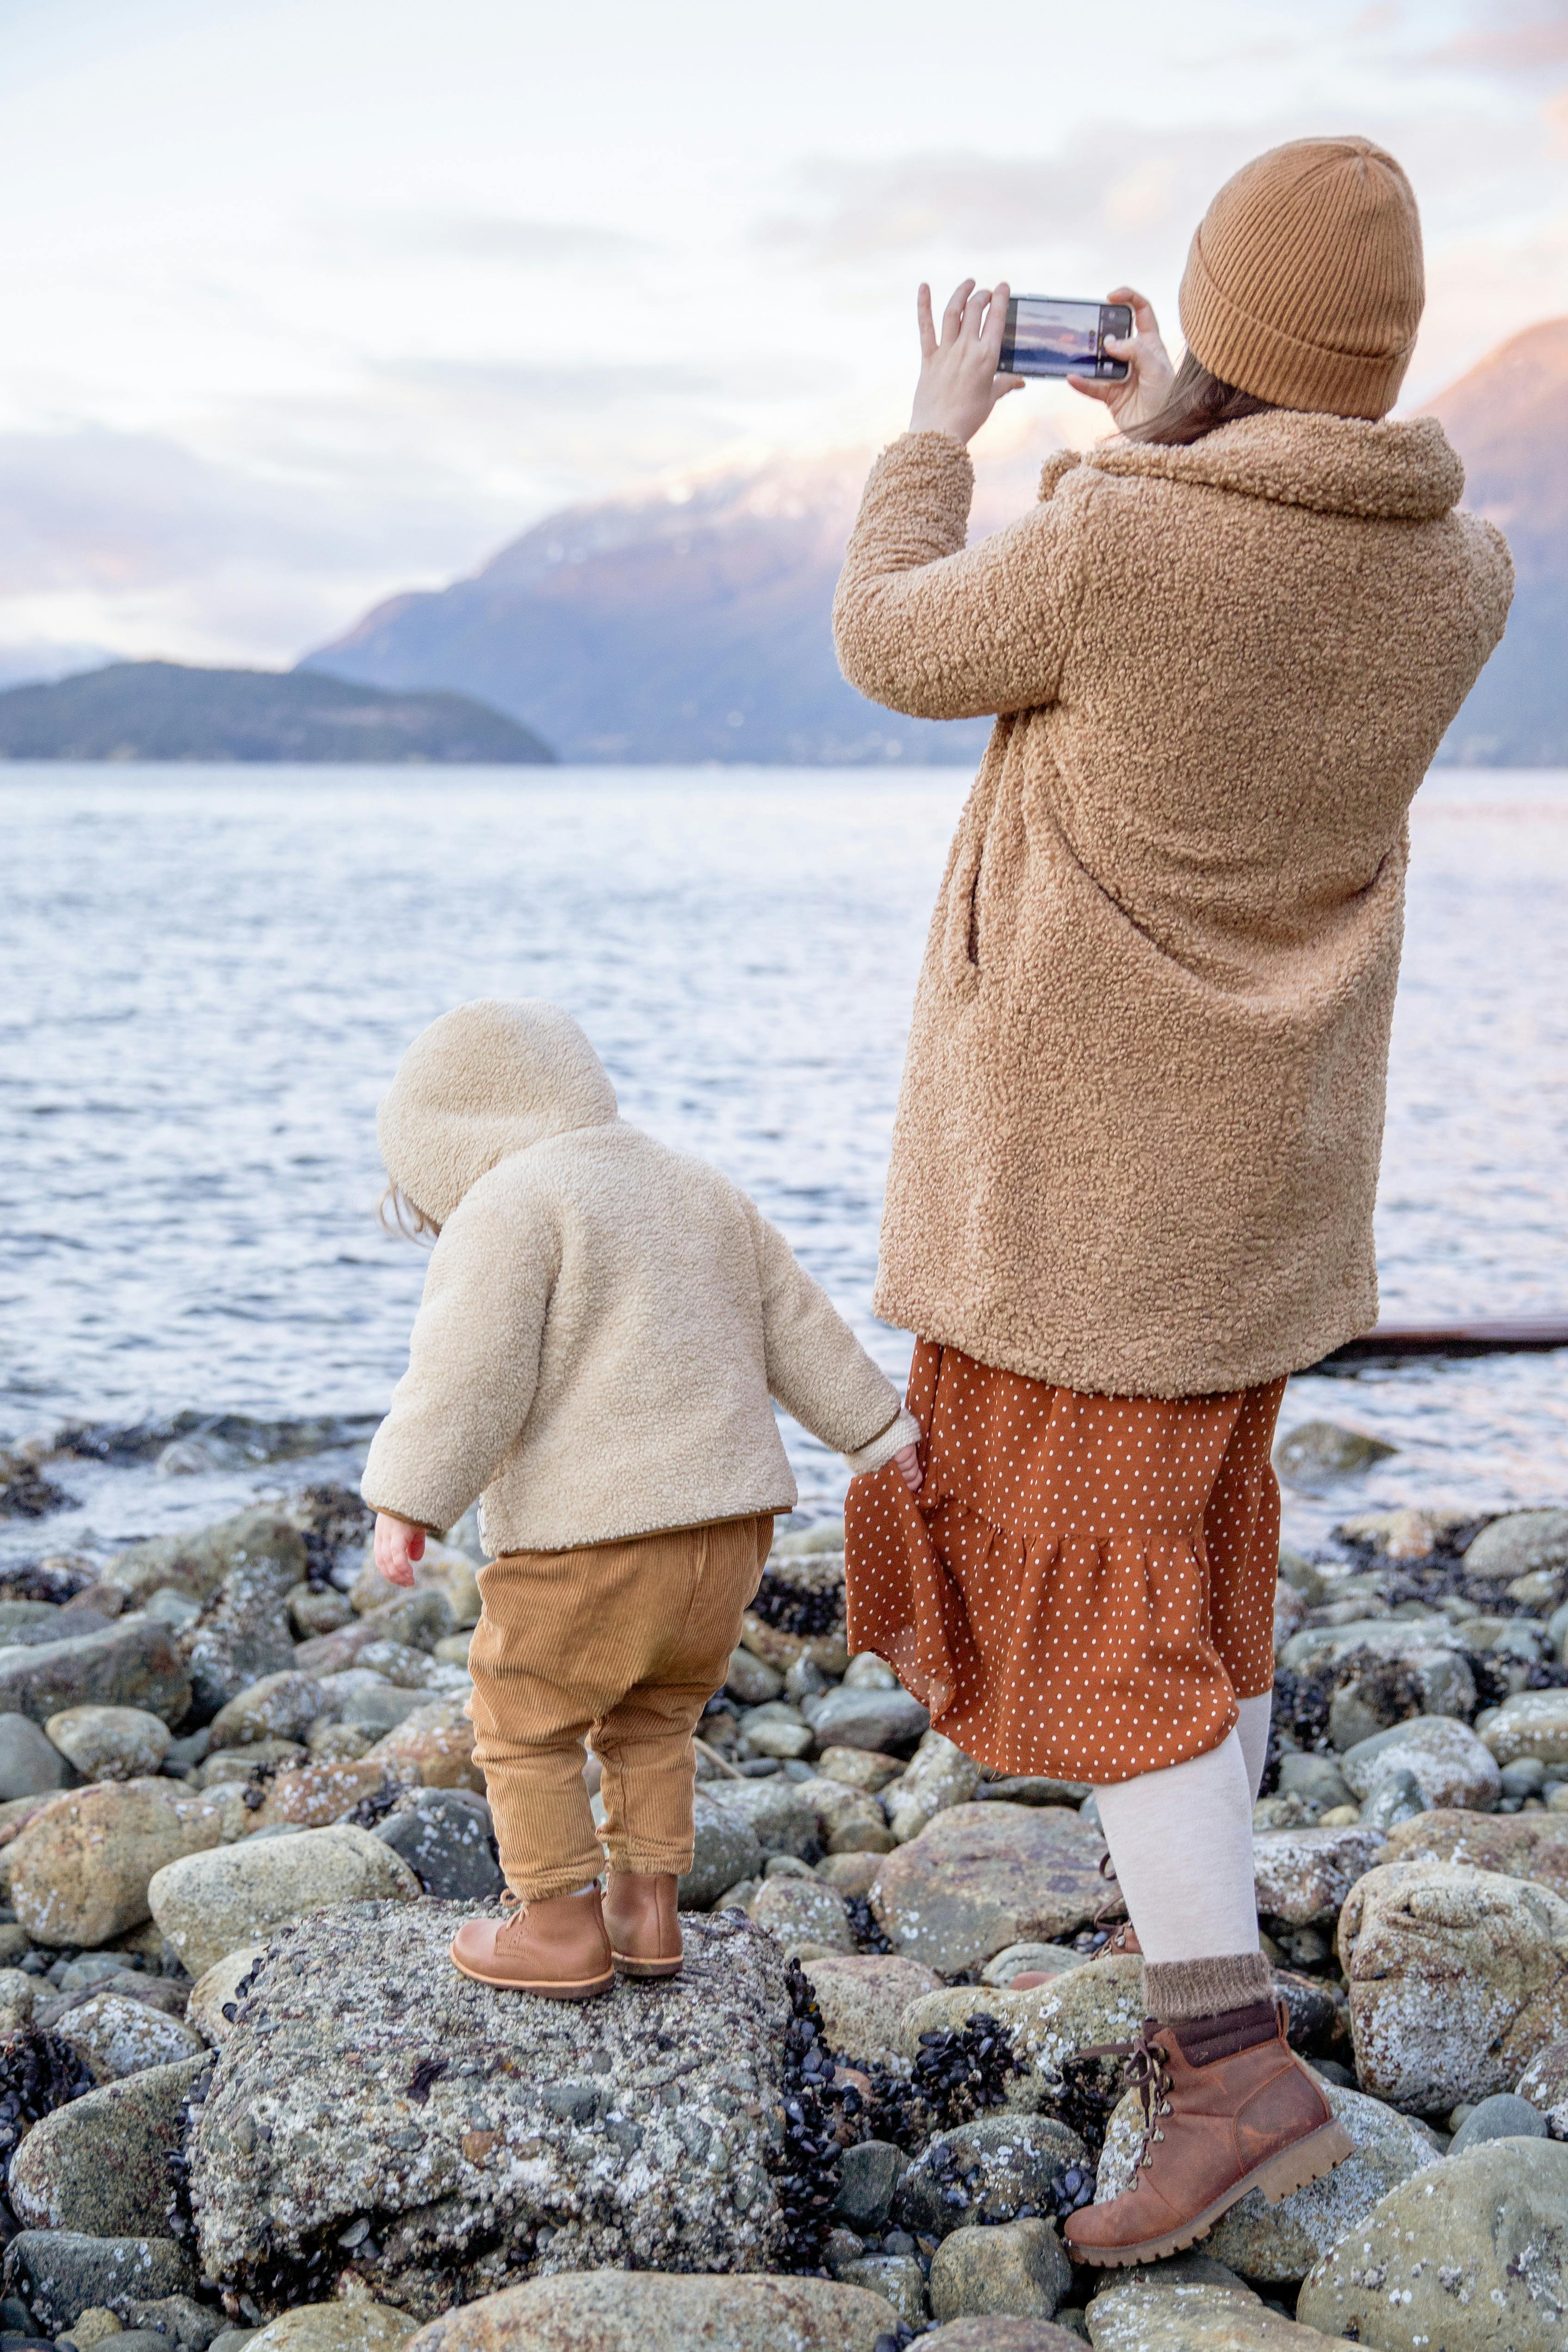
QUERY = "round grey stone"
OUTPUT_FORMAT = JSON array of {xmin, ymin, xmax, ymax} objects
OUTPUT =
[{"xmin": 1449, "ymin": 2091, "xmax": 1551, "ymax": 2153}]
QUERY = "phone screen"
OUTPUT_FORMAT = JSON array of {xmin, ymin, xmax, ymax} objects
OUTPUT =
[{"xmin": 1000, "ymin": 298, "xmax": 1131, "ymax": 380}]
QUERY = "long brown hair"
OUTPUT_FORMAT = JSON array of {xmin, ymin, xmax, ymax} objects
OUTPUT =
[
  {"xmin": 378, "ymin": 1183, "xmax": 440, "ymax": 1243},
  {"xmin": 1122, "ymin": 350, "xmax": 1278, "ymax": 446}
]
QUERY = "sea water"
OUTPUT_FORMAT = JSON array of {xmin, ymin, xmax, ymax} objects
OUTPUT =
[{"xmin": 2, "ymin": 764, "xmax": 1566, "ymax": 1562}]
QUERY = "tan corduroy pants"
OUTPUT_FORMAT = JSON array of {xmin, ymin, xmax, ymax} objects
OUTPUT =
[{"xmin": 467, "ymin": 1513, "xmax": 772, "ymax": 1902}]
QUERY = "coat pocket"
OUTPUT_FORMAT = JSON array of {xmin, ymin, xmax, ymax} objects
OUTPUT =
[{"xmin": 939, "ymin": 719, "xmax": 1012, "ymax": 993}]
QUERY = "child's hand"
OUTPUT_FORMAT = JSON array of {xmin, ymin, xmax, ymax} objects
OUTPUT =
[
  {"xmin": 375, "ymin": 1512, "xmax": 426, "ymax": 1587},
  {"xmin": 893, "ymin": 1443, "xmax": 924, "ymax": 1495}
]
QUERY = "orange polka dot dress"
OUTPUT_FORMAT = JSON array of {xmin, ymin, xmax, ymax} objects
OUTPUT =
[{"xmin": 844, "ymin": 1342, "xmax": 1285, "ymax": 1785}]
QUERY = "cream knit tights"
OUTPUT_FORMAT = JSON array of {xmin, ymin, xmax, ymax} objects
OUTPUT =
[{"xmin": 1093, "ymin": 1693, "xmax": 1273, "ymax": 1982}]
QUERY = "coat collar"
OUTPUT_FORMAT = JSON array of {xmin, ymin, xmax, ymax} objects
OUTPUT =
[{"xmin": 1044, "ymin": 411, "xmax": 1465, "ymax": 523}]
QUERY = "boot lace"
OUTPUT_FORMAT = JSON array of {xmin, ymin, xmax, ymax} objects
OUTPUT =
[{"xmin": 1080, "ymin": 2021, "xmax": 1173, "ymax": 2188}]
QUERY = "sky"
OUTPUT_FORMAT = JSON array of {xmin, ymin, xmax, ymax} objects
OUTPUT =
[{"xmin": 0, "ymin": 0, "xmax": 1564, "ymax": 670}]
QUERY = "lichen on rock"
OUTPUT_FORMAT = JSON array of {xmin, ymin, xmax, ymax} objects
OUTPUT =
[{"xmin": 189, "ymin": 1900, "xmax": 796, "ymax": 2318}]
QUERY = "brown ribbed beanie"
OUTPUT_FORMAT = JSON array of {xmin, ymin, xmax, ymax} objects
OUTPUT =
[{"xmin": 1180, "ymin": 136, "xmax": 1423, "ymax": 419}]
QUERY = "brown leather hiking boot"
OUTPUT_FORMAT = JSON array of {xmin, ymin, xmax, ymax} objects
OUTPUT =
[
  {"xmin": 603, "ymin": 1870, "xmax": 684, "ymax": 1979},
  {"xmin": 1064, "ymin": 1998, "xmax": 1353, "ymax": 2267},
  {"xmin": 1091, "ymin": 1917, "xmax": 1142, "ymax": 1961},
  {"xmin": 450, "ymin": 1890, "xmax": 614, "ymax": 2000}
]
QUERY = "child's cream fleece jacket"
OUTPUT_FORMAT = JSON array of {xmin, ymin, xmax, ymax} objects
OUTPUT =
[{"xmin": 361, "ymin": 999, "xmax": 919, "ymax": 1554}]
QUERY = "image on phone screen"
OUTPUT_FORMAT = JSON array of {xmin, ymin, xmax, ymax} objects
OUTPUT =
[{"xmin": 1000, "ymin": 299, "xmax": 1131, "ymax": 380}]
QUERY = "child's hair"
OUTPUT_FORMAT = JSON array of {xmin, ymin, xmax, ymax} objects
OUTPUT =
[{"xmin": 378, "ymin": 1184, "xmax": 441, "ymax": 1243}]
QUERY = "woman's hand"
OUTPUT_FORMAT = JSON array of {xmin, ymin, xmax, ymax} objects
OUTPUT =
[
  {"xmin": 910, "ymin": 280, "xmax": 1025, "ymax": 446},
  {"xmin": 892, "ymin": 1442, "xmax": 924, "ymax": 1495},
  {"xmin": 375, "ymin": 1511, "xmax": 426, "ymax": 1587},
  {"xmin": 1067, "ymin": 286, "xmax": 1175, "ymax": 432}
]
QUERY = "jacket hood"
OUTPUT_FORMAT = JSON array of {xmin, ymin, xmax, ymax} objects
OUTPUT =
[
  {"xmin": 378, "ymin": 999, "xmax": 618, "ymax": 1228},
  {"xmin": 1054, "ymin": 410, "xmax": 1464, "ymax": 523}
]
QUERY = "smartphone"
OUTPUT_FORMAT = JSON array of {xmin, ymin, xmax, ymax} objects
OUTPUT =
[{"xmin": 1000, "ymin": 297, "xmax": 1132, "ymax": 380}]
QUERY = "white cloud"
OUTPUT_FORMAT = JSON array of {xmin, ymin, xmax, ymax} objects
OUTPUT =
[{"xmin": 0, "ymin": 0, "xmax": 1562, "ymax": 665}]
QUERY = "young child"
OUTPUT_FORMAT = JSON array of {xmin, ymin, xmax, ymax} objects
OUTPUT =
[{"xmin": 363, "ymin": 998, "xmax": 920, "ymax": 2000}]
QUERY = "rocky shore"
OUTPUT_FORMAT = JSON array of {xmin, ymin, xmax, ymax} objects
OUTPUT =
[{"xmin": 0, "ymin": 1425, "xmax": 1565, "ymax": 2349}]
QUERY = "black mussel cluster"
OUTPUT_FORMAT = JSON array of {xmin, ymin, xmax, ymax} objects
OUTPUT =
[
  {"xmin": 0, "ymin": 2027, "xmax": 93, "ymax": 2166},
  {"xmin": 297, "ymin": 1482, "xmax": 374, "ymax": 1588},
  {"xmin": 767, "ymin": 1967, "xmax": 846, "ymax": 2269},
  {"xmin": 346, "ymin": 1782, "xmax": 403, "ymax": 1830},
  {"xmin": 844, "ymin": 1894, "xmax": 893, "ymax": 1955},
  {"xmin": 911, "ymin": 2012, "xmax": 1013, "ymax": 2127},
  {"xmin": 748, "ymin": 1570, "xmax": 842, "ymax": 1641},
  {"xmin": 1050, "ymin": 2158, "xmax": 1097, "ymax": 2219},
  {"xmin": 166, "ymin": 2059, "xmax": 216, "ymax": 2248}
]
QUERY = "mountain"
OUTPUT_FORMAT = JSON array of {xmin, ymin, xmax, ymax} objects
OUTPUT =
[
  {"xmin": 0, "ymin": 642, "xmax": 116, "ymax": 692},
  {"xmin": 302, "ymin": 321, "xmax": 1568, "ymax": 767},
  {"xmin": 1423, "ymin": 317, "xmax": 1568, "ymax": 766},
  {"xmin": 0, "ymin": 661, "xmax": 555, "ymax": 764},
  {"xmin": 302, "ymin": 440, "xmax": 1053, "ymax": 765}
]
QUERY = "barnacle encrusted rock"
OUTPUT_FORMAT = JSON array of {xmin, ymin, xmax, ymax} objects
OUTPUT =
[
  {"xmin": 189, "ymin": 1901, "xmax": 795, "ymax": 2318},
  {"xmin": 1251, "ymin": 1826, "xmax": 1381, "ymax": 1926},
  {"xmin": 1296, "ymin": 2138, "xmax": 1568, "ymax": 2349},
  {"xmin": 1340, "ymin": 1859, "xmax": 1568, "ymax": 2111},
  {"xmin": 1374, "ymin": 1806, "xmax": 1568, "ymax": 1901},
  {"xmin": 871, "ymin": 1802, "xmax": 1106, "ymax": 1970}
]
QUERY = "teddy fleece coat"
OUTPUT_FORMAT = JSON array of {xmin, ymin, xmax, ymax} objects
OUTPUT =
[
  {"xmin": 832, "ymin": 415, "xmax": 1512, "ymax": 1397},
  {"xmin": 361, "ymin": 1001, "xmax": 917, "ymax": 1553}
]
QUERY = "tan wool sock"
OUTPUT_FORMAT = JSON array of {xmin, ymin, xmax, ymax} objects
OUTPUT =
[{"xmin": 1143, "ymin": 1949, "xmax": 1273, "ymax": 2022}]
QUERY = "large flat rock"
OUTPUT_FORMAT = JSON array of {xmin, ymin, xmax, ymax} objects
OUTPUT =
[
  {"xmin": 870, "ymin": 1802, "xmax": 1105, "ymax": 1971},
  {"xmin": 190, "ymin": 1903, "xmax": 797, "ymax": 2319},
  {"xmin": 1377, "ymin": 1808, "xmax": 1568, "ymax": 1902},
  {"xmin": 1088, "ymin": 2260, "xmax": 1343, "ymax": 2349},
  {"xmin": 0, "ymin": 1617, "xmax": 191, "ymax": 1727},
  {"xmin": 401, "ymin": 2272, "xmax": 901, "ymax": 2352}
]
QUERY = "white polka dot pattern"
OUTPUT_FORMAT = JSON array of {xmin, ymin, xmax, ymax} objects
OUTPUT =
[{"xmin": 845, "ymin": 1341, "xmax": 1285, "ymax": 1788}]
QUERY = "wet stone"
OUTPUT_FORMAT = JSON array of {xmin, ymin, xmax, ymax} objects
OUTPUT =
[
  {"xmin": 1, "ymin": 2236, "xmax": 195, "ymax": 2336},
  {"xmin": 1449, "ymin": 2089, "xmax": 1550, "ymax": 2151},
  {"xmin": 833, "ymin": 2139, "xmax": 907, "ymax": 2232},
  {"xmin": 896, "ymin": 2112, "xmax": 1087, "ymax": 2239},
  {"xmin": 928, "ymin": 2218, "xmax": 1071, "ymax": 2327},
  {"xmin": 396, "ymin": 2272, "xmax": 903, "ymax": 2352},
  {"xmin": 0, "ymin": 1713, "xmax": 75, "ymax": 1801},
  {"xmin": 371, "ymin": 1787, "xmax": 502, "ymax": 1901},
  {"xmin": 8, "ymin": 2056, "xmax": 210, "ymax": 2236}
]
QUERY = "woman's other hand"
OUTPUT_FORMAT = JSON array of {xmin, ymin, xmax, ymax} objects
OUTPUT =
[
  {"xmin": 910, "ymin": 280, "xmax": 1025, "ymax": 445},
  {"xmin": 375, "ymin": 1510, "xmax": 426, "ymax": 1587},
  {"xmin": 892, "ymin": 1442, "xmax": 924, "ymax": 1494},
  {"xmin": 1068, "ymin": 286, "xmax": 1175, "ymax": 432}
]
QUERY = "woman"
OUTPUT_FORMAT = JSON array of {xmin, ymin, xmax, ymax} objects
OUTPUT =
[{"xmin": 834, "ymin": 136, "xmax": 1512, "ymax": 2266}]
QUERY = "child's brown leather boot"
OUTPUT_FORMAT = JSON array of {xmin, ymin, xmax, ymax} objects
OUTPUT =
[
  {"xmin": 450, "ymin": 1889, "xmax": 614, "ymax": 1999},
  {"xmin": 1065, "ymin": 1998, "xmax": 1353, "ymax": 2266},
  {"xmin": 603, "ymin": 1870, "xmax": 684, "ymax": 1978}
]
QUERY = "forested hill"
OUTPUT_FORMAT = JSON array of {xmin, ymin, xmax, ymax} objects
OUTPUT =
[{"xmin": 0, "ymin": 661, "xmax": 555, "ymax": 763}]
